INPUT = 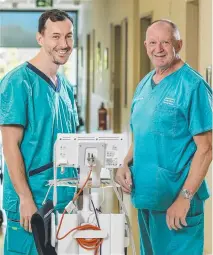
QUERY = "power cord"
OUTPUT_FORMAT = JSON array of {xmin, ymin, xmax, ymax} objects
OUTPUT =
[
  {"xmin": 90, "ymin": 198, "xmax": 102, "ymax": 255},
  {"xmin": 110, "ymin": 169, "xmax": 136, "ymax": 255},
  {"xmin": 56, "ymin": 166, "xmax": 103, "ymax": 255}
]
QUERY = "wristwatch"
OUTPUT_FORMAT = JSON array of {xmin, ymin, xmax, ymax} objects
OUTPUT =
[{"xmin": 180, "ymin": 189, "xmax": 193, "ymax": 200}]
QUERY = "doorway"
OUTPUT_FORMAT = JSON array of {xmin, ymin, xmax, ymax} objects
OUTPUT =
[
  {"xmin": 112, "ymin": 25, "xmax": 122, "ymax": 133},
  {"xmin": 140, "ymin": 17, "xmax": 152, "ymax": 80}
]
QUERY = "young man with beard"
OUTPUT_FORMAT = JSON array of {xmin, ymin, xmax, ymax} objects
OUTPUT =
[{"xmin": 0, "ymin": 9, "xmax": 79, "ymax": 254}]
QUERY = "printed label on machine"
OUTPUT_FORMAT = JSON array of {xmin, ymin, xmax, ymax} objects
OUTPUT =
[{"xmin": 106, "ymin": 146, "xmax": 118, "ymax": 167}]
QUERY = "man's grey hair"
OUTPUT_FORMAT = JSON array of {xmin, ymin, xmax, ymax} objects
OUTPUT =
[{"xmin": 146, "ymin": 19, "xmax": 181, "ymax": 40}]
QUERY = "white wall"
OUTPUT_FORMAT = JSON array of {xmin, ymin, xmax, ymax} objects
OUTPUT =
[{"xmin": 78, "ymin": 0, "xmax": 111, "ymax": 132}]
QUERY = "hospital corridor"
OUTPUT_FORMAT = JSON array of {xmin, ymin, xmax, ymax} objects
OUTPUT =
[{"xmin": 0, "ymin": 0, "xmax": 212, "ymax": 254}]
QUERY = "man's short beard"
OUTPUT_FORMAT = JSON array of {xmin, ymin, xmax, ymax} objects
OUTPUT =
[
  {"xmin": 53, "ymin": 57, "xmax": 67, "ymax": 66},
  {"xmin": 53, "ymin": 60, "xmax": 62, "ymax": 65}
]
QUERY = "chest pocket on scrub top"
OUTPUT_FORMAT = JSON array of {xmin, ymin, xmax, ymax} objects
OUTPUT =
[{"xmin": 151, "ymin": 104, "xmax": 177, "ymax": 137}]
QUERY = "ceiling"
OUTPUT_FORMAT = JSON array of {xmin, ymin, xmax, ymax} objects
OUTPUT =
[{"xmin": 0, "ymin": 0, "xmax": 91, "ymax": 8}]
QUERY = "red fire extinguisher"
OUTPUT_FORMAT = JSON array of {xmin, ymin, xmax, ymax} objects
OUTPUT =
[{"xmin": 98, "ymin": 102, "xmax": 107, "ymax": 130}]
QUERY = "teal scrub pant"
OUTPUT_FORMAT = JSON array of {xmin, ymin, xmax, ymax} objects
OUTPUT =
[
  {"xmin": 4, "ymin": 211, "xmax": 38, "ymax": 255},
  {"xmin": 138, "ymin": 194, "xmax": 204, "ymax": 255}
]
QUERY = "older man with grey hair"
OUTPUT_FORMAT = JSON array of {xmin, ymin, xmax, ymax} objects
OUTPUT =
[{"xmin": 116, "ymin": 20, "xmax": 212, "ymax": 255}]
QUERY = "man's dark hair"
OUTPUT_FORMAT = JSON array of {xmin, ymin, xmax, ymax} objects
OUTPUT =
[{"xmin": 38, "ymin": 9, "xmax": 73, "ymax": 34}]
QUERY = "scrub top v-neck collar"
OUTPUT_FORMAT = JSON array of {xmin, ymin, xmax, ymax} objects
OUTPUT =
[
  {"xmin": 150, "ymin": 63, "xmax": 187, "ymax": 91},
  {"xmin": 26, "ymin": 62, "xmax": 61, "ymax": 92}
]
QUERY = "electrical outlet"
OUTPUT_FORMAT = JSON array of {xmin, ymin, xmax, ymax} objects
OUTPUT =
[{"xmin": 84, "ymin": 147, "xmax": 98, "ymax": 166}]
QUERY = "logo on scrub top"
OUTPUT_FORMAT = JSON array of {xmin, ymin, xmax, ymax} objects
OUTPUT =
[{"xmin": 163, "ymin": 97, "xmax": 175, "ymax": 106}]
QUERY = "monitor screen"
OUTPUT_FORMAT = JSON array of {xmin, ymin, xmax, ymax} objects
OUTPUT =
[{"xmin": 0, "ymin": 10, "xmax": 78, "ymax": 48}]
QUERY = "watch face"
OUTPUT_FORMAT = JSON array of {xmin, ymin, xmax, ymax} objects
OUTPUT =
[
  {"xmin": 185, "ymin": 192, "xmax": 190, "ymax": 199},
  {"xmin": 181, "ymin": 189, "xmax": 193, "ymax": 200}
]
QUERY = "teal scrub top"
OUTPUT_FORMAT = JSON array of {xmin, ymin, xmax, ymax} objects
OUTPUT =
[
  {"xmin": 0, "ymin": 62, "xmax": 79, "ymax": 213},
  {"xmin": 130, "ymin": 63, "xmax": 212, "ymax": 211}
]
